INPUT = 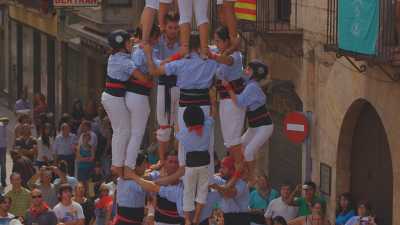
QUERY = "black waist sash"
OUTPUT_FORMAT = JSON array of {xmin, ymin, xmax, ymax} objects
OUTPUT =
[
  {"xmin": 246, "ymin": 105, "xmax": 273, "ymax": 128},
  {"xmin": 126, "ymin": 78, "xmax": 153, "ymax": 96},
  {"xmin": 155, "ymin": 194, "xmax": 183, "ymax": 224},
  {"xmin": 104, "ymin": 76, "xmax": 126, "ymax": 97},
  {"xmin": 216, "ymin": 78, "xmax": 245, "ymax": 99},
  {"xmin": 159, "ymin": 75, "xmax": 178, "ymax": 122},
  {"xmin": 179, "ymin": 89, "xmax": 210, "ymax": 107},
  {"xmin": 186, "ymin": 151, "xmax": 210, "ymax": 167},
  {"xmin": 116, "ymin": 206, "xmax": 145, "ymax": 224}
]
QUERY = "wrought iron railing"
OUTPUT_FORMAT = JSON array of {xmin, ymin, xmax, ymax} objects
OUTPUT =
[
  {"xmin": 15, "ymin": 0, "xmax": 53, "ymax": 13},
  {"xmin": 326, "ymin": 0, "xmax": 397, "ymax": 63},
  {"xmin": 235, "ymin": 0, "xmax": 301, "ymax": 34}
]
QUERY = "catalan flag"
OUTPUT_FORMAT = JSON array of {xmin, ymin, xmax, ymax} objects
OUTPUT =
[{"xmin": 235, "ymin": 0, "xmax": 257, "ymax": 21}]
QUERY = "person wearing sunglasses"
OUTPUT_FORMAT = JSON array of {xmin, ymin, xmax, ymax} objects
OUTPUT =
[{"xmin": 24, "ymin": 189, "xmax": 57, "ymax": 225}]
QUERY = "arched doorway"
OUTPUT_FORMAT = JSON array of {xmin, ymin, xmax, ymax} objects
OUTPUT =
[{"xmin": 337, "ymin": 100, "xmax": 393, "ymax": 225}]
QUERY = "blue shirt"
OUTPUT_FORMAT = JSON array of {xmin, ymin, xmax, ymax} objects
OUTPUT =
[
  {"xmin": 116, "ymin": 178, "xmax": 146, "ymax": 208},
  {"xmin": 176, "ymin": 117, "xmax": 214, "ymax": 154},
  {"xmin": 214, "ymin": 175, "xmax": 249, "ymax": 213},
  {"xmin": 158, "ymin": 183, "xmax": 184, "ymax": 216},
  {"xmin": 53, "ymin": 133, "xmax": 77, "ymax": 156},
  {"xmin": 131, "ymin": 47, "xmax": 160, "ymax": 75},
  {"xmin": 155, "ymin": 35, "xmax": 180, "ymax": 60},
  {"xmin": 107, "ymin": 52, "xmax": 136, "ymax": 81},
  {"xmin": 199, "ymin": 191, "xmax": 221, "ymax": 223},
  {"xmin": 336, "ymin": 210, "xmax": 356, "ymax": 225},
  {"xmin": 236, "ymin": 80, "xmax": 266, "ymax": 111},
  {"xmin": 249, "ymin": 189, "xmax": 279, "ymax": 210},
  {"xmin": 164, "ymin": 53, "xmax": 219, "ymax": 89},
  {"xmin": 216, "ymin": 51, "xmax": 244, "ymax": 81}
]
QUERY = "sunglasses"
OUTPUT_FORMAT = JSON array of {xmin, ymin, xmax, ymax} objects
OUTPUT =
[{"xmin": 32, "ymin": 195, "xmax": 42, "ymax": 199}]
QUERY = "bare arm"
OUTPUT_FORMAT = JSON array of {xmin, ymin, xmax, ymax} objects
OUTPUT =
[
  {"xmin": 210, "ymin": 53, "xmax": 234, "ymax": 66},
  {"xmin": 125, "ymin": 171, "xmax": 160, "ymax": 193},
  {"xmin": 131, "ymin": 69, "xmax": 151, "ymax": 82},
  {"xmin": 143, "ymin": 45, "xmax": 166, "ymax": 76},
  {"xmin": 154, "ymin": 166, "xmax": 185, "ymax": 186},
  {"xmin": 209, "ymin": 183, "xmax": 237, "ymax": 198}
]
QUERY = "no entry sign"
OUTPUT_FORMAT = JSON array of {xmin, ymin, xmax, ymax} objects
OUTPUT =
[{"xmin": 283, "ymin": 112, "xmax": 309, "ymax": 144}]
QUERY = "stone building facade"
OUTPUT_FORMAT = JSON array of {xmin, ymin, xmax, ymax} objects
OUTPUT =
[{"xmin": 243, "ymin": 0, "xmax": 399, "ymax": 224}]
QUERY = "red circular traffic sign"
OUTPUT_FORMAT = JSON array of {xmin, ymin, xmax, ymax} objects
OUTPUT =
[{"xmin": 283, "ymin": 112, "xmax": 309, "ymax": 144}]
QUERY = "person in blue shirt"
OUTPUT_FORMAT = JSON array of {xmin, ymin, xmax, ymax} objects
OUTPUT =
[
  {"xmin": 249, "ymin": 174, "xmax": 279, "ymax": 225},
  {"xmin": 210, "ymin": 156, "xmax": 250, "ymax": 225},
  {"xmin": 144, "ymin": 31, "xmax": 219, "ymax": 181},
  {"xmin": 113, "ymin": 153, "xmax": 150, "ymax": 225},
  {"xmin": 175, "ymin": 105, "xmax": 214, "ymax": 225},
  {"xmin": 124, "ymin": 25, "xmax": 160, "ymax": 179},
  {"xmin": 101, "ymin": 30, "xmax": 148, "ymax": 178},
  {"xmin": 153, "ymin": 12, "xmax": 181, "ymax": 169},
  {"xmin": 335, "ymin": 193, "xmax": 355, "ymax": 225},
  {"xmin": 222, "ymin": 60, "xmax": 274, "ymax": 181},
  {"xmin": 208, "ymin": 26, "xmax": 246, "ymax": 161}
]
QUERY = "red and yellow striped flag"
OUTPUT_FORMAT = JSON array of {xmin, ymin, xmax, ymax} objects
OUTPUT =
[{"xmin": 235, "ymin": 0, "xmax": 257, "ymax": 21}]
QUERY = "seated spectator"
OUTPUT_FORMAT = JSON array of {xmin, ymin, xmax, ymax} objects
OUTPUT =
[
  {"xmin": 93, "ymin": 184, "xmax": 113, "ymax": 225},
  {"xmin": 14, "ymin": 124, "xmax": 37, "ymax": 161},
  {"xmin": 10, "ymin": 151, "xmax": 35, "ymax": 187},
  {"xmin": 5, "ymin": 173, "xmax": 31, "ymax": 217},
  {"xmin": 250, "ymin": 174, "xmax": 279, "ymax": 225},
  {"xmin": 72, "ymin": 183, "xmax": 94, "ymax": 225},
  {"xmin": 265, "ymin": 183, "xmax": 298, "ymax": 224},
  {"xmin": 53, "ymin": 160, "xmax": 79, "ymax": 190},
  {"xmin": 345, "ymin": 201, "xmax": 377, "ymax": 225},
  {"xmin": 53, "ymin": 184, "xmax": 85, "ymax": 225},
  {"xmin": 36, "ymin": 123, "xmax": 55, "ymax": 168},
  {"xmin": 336, "ymin": 193, "xmax": 355, "ymax": 225},
  {"xmin": 0, "ymin": 195, "xmax": 22, "ymax": 225},
  {"xmin": 24, "ymin": 189, "xmax": 57, "ymax": 225},
  {"xmin": 27, "ymin": 167, "xmax": 58, "ymax": 208},
  {"xmin": 288, "ymin": 201, "xmax": 329, "ymax": 225},
  {"xmin": 289, "ymin": 181, "xmax": 326, "ymax": 217},
  {"xmin": 76, "ymin": 133, "xmax": 95, "ymax": 184},
  {"xmin": 54, "ymin": 123, "xmax": 77, "ymax": 176}
]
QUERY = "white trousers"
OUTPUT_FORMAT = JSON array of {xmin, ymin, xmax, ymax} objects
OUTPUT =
[
  {"xmin": 101, "ymin": 92, "xmax": 131, "ymax": 167},
  {"xmin": 178, "ymin": 0, "xmax": 209, "ymax": 26},
  {"xmin": 241, "ymin": 124, "xmax": 274, "ymax": 161},
  {"xmin": 183, "ymin": 165, "xmax": 209, "ymax": 212},
  {"xmin": 177, "ymin": 106, "xmax": 215, "ymax": 182},
  {"xmin": 146, "ymin": 0, "xmax": 173, "ymax": 10},
  {"xmin": 125, "ymin": 92, "xmax": 150, "ymax": 168},
  {"xmin": 156, "ymin": 85, "xmax": 180, "ymax": 142},
  {"xmin": 219, "ymin": 99, "xmax": 246, "ymax": 148}
]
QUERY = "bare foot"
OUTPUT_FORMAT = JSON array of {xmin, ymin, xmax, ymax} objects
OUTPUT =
[{"xmin": 110, "ymin": 166, "xmax": 123, "ymax": 177}]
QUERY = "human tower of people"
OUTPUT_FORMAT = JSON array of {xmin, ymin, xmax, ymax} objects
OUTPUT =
[{"xmin": 101, "ymin": 0, "xmax": 274, "ymax": 225}]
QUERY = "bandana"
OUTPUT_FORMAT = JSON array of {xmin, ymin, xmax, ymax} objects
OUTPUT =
[{"xmin": 188, "ymin": 125, "xmax": 203, "ymax": 136}]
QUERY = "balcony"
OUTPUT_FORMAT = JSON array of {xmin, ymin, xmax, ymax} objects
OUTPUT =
[
  {"xmin": 234, "ymin": 0, "xmax": 302, "ymax": 34},
  {"xmin": 325, "ymin": 0, "xmax": 398, "ymax": 65},
  {"xmin": 15, "ymin": 0, "xmax": 53, "ymax": 13}
]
